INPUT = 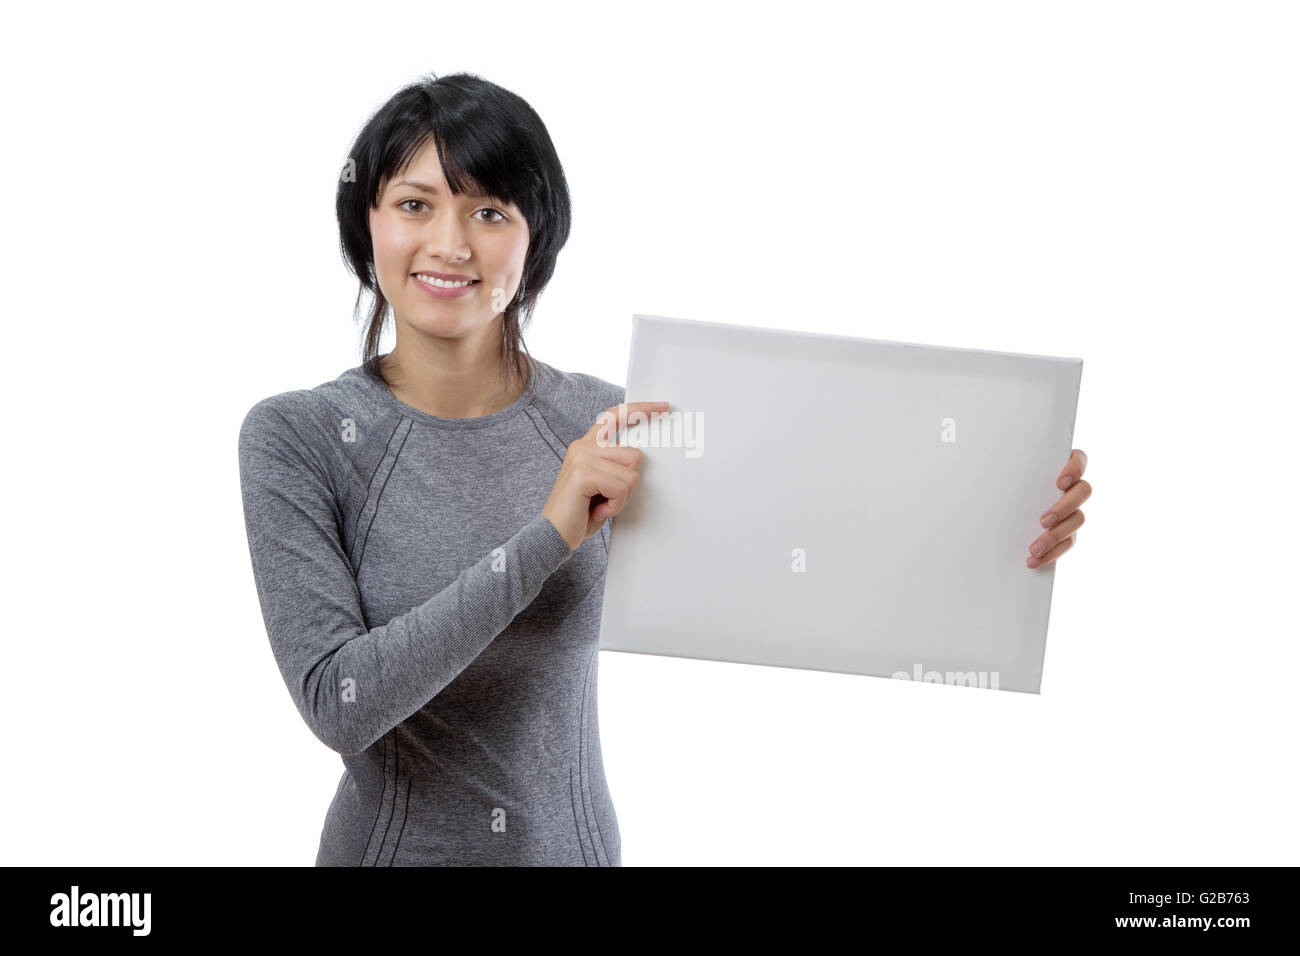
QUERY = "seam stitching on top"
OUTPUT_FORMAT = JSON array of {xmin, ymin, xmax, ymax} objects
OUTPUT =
[
  {"xmin": 569, "ymin": 767, "xmax": 590, "ymax": 866},
  {"xmin": 579, "ymin": 647, "xmax": 609, "ymax": 865},
  {"xmin": 359, "ymin": 732, "xmax": 390, "ymax": 866},
  {"xmin": 356, "ymin": 422, "xmax": 411, "ymax": 576}
]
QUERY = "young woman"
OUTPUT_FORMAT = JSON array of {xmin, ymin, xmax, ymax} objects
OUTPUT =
[
  {"xmin": 238, "ymin": 71, "xmax": 1092, "ymax": 867},
  {"xmin": 238, "ymin": 72, "xmax": 664, "ymax": 865}
]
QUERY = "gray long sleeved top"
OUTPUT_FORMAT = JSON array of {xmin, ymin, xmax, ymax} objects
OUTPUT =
[{"xmin": 237, "ymin": 356, "xmax": 625, "ymax": 866}]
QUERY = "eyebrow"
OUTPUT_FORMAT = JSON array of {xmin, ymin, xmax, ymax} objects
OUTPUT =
[
  {"xmin": 393, "ymin": 179, "xmax": 441, "ymax": 195},
  {"xmin": 391, "ymin": 178, "xmax": 488, "ymax": 199}
]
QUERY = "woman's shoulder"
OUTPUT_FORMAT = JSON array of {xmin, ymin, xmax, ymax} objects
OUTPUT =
[
  {"xmin": 529, "ymin": 357, "xmax": 626, "ymax": 429},
  {"xmin": 238, "ymin": 362, "xmax": 393, "ymax": 474}
]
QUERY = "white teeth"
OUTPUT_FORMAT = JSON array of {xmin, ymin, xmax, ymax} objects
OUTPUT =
[{"xmin": 416, "ymin": 274, "xmax": 473, "ymax": 288}]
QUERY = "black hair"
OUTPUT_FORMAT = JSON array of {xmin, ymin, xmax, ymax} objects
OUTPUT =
[{"xmin": 335, "ymin": 71, "xmax": 572, "ymax": 394}]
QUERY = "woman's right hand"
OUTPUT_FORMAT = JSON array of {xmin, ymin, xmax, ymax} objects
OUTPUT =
[{"xmin": 541, "ymin": 401, "xmax": 669, "ymax": 552}]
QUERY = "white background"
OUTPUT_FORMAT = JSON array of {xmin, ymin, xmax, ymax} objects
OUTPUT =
[{"xmin": 2, "ymin": 0, "xmax": 1295, "ymax": 866}]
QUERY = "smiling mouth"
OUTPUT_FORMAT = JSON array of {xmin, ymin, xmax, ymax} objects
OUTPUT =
[{"xmin": 412, "ymin": 273, "xmax": 480, "ymax": 289}]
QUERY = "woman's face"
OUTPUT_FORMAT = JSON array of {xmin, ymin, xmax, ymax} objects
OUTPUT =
[{"xmin": 369, "ymin": 138, "xmax": 529, "ymax": 344}]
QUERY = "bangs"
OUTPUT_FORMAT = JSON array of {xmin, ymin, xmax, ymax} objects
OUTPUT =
[{"xmin": 380, "ymin": 92, "xmax": 536, "ymax": 213}]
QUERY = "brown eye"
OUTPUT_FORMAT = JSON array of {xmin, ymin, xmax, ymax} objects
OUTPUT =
[{"xmin": 400, "ymin": 199, "xmax": 427, "ymax": 213}]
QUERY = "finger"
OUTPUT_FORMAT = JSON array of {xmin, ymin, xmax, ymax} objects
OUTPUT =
[
  {"xmin": 585, "ymin": 460, "xmax": 638, "ymax": 517},
  {"xmin": 1030, "ymin": 508, "xmax": 1084, "ymax": 557},
  {"xmin": 1029, "ymin": 515, "xmax": 1081, "ymax": 567},
  {"xmin": 593, "ymin": 496, "xmax": 635, "ymax": 522},
  {"xmin": 589, "ymin": 401, "xmax": 670, "ymax": 446},
  {"xmin": 1040, "ymin": 479, "xmax": 1092, "ymax": 527},
  {"xmin": 591, "ymin": 403, "xmax": 667, "ymax": 448},
  {"xmin": 588, "ymin": 442, "xmax": 646, "ymax": 468},
  {"xmin": 1058, "ymin": 448, "xmax": 1088, "ymax": 489},
  {"xmin": 1026, "ymin": 533, "xmax": 1076, "ymax": 568}
]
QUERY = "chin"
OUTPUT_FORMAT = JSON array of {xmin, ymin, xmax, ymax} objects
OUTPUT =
[{"xmin": 407, "ymin": 309, "xmax": 491, "ymax": 338}]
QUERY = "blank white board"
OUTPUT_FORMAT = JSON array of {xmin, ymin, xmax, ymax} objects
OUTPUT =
[{"xmin": 597, "ymin": 314, "xmax": 1084, "ymax": 693}]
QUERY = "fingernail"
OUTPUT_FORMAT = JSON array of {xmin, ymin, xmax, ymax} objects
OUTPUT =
[
  {"xmin": 1031, "ymin": 539, "xmax": 1047, "ymax": 556},
  {"xmin": 1060, "ymin": 475, "xmax": 1075, "ymax": 489},
  {"xmin": 1041, "ymin": 513, "xmax": 1059, "ymax": 527}
]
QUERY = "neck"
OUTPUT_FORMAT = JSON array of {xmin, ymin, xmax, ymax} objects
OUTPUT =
[{"xmin": 380, "ymin": 327, "xmax": 529, "ymax": 419}]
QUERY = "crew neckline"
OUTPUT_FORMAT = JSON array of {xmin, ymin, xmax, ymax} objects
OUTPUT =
[{"xmin": 354, "ymin": 356, "xmax": 542, "ymax": 430}]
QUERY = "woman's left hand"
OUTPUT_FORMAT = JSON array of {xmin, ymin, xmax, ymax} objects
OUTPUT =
[{"xmin": 1027, "ymin": 448, "xmax": 1090, "ymax": 568}]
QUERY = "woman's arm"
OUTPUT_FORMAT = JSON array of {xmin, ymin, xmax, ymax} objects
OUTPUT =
[{"xmin": 237, "ymin": 397, "xmax": 574, "ymax": 756}]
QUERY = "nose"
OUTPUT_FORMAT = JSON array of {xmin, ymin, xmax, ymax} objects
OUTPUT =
[{"xmin": 423, "ymin": 209, "xmax": 470, "ymax": 264}]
